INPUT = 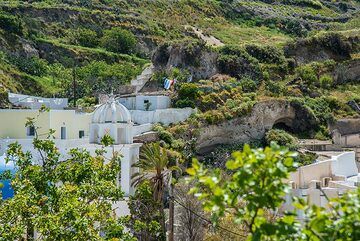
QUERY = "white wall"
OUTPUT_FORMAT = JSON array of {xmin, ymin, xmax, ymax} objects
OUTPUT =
[
  {"xmin": 331, "ymin": 151, "xmax": 358, "ymax": 178},
  {"xmin": 133, "ymin": 124, "xmax": 153, "ymax": 136},
  {"xmin": 0, "ymin": 139, "xmax": 141, "ymax": 196},
  {"xmin": 289, "ymin": 151, "xmax": 358, "ymax": 189},
  {"xmin": 118, "ymin": 95, "xmax": 171, "ymax": 111},
  {"xmin": 0, "ymin": 139, "xmax": 89, "ymax": 159},
  {"xmin": 130, "ymin": 108, "xmax": 196, "ymax": 125},
  {"xmin": 9, "ymin": 93, "xmax": 68, "ymax": 109}
]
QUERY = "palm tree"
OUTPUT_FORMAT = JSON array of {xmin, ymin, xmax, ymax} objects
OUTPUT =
[{"xmin": 131, "ymin": 142, "xmax": 178, "ymax": 234}]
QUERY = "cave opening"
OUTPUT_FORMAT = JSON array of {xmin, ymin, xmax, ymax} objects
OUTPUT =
[{"xmin": 272, "ymin": 117, "xmax": 295, "ymax": 133}]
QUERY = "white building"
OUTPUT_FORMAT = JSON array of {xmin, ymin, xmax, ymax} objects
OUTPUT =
[
  {"xmin": 283, "ymin": 151, "xmax": 360, "ymax": 218},
  {"xmin": 8, "ymin": 92, "xmax": 68, "ymax": 110},
  {"xmin": 118, "ymin": 94, "xmax": 196, "ymax": 125},
  {"xmin": 330, "ymin": 118, "xmax": 360, "ymax": 147},
  {"xmin": 119, "ymin": 95, "xmax": 171, "ymax": 111},
  {"xmin": 0, "ymin": 98, "xmax": 142, "ymax": 197}
]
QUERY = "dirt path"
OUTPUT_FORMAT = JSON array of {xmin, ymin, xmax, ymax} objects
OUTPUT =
[
  {"xmin": 130, "ymin": 64, "xmax": 155, "ymax": 93},
  {"xmin": 185, "ymin": 25, "xmax": 224, "ymax": 47}
]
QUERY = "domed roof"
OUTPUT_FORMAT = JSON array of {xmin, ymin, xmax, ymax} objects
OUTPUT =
[{"xmin": 92, "ymin": 97, "xmax": 132, "ymax": 124}]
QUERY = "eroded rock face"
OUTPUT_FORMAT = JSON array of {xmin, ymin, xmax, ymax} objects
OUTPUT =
[
  {"xmin": 196, "ymin": 99, "xmax": 318, "ymax": 154},
  {"xmin": 333, "ymin": 59, "xmax": 360, "ymax": 84},
  {"xmin": 285, "ymin": 33, "xmax": 359, "ymax": 65},
  {"xmin": 152, "ymin": 40, "xmax": 219, "ymax": 80}
]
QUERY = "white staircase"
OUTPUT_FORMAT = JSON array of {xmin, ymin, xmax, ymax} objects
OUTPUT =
[{"xmin": 131, "ymin": 64, "xmax": 154, "ymax": 93}]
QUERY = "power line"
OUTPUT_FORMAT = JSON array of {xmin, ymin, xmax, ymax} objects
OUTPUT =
[{"xmin": 169, "ymin": 196, "xmax": 248, "ymax": 238}]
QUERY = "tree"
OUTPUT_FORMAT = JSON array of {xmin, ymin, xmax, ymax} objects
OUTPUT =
[
  {"xmin": 296, "ymin": 187, "xmax": 360, "ymax": 241},
  {"xmin": 187, "ymin": 143, "xmax": 360, "ymax": 240},
  {"xmin": 77, "ymin": 60, "xmax": 140, "ymax": 96},
  {"xmin": 173, "ymin": 180, "xmax": 206, "ymax": 241},
  {"xmin": 187, "ymin": 143, "xmax": 298, "ymax": 239},
  {"xmin": 100, "ymin": 27, "xmax": 137, "ymax": 54},
  {"xmin": 126, "ymin": 181, "xmax": 164, "ymax": 241},
  {"xmin": 0, "ymin": 108, "xmax": 134, "ymax": 240},
  {"xmin": 131, "ymin": 142, "xmax": 178, "ymax": 236},
  {"xmin": 67, "ymin": 28, "xmax": 98, "ymax": 48}
]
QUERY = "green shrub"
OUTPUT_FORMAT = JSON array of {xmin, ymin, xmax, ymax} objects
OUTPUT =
[
  {"xmin": 177, "ymin": 83, "xmax": 200, "ymax": 100},
  {"xmin": 218, "ymin": 45, "xmax": 261, "ymax": 80},
  {"xmin": 203, "ymin": 110, "xmax": 225, "ymax": 125},
  {"xmin": 296, "ymin": 65, "xmax": 318, "ymax": 85},
  {"xmin": 175, "ymin": 99, "xmax": 196, "ymax": 108},
  {"xmin": 245, "ymin": 44, "xmax": 285, "ymax": 64},
  {"xmin": 0, "ymin": 12, "xmax": 24, "ymax": 35},
  {"xmin": 314, "ymin": 32, "xmax": 353, "ymax": 56},
  {"xmin": 10, "ymin": 56, "xmax": 48, "ymax": 76},
  {"xmin": 290, "ymin": 97, "xmax": 335, "ymax": 125},
  {"xmin": 153, "ymin": 124, "xmax": 174, "ymax": 145},
  {"xmin": 281, "ymin": 19, "xmax": 308, "ymax": 37},
  {"xmin": 67, "ymin": 28, "xmax": 98, "ymax": 48},
  {"xmin": 296, "ymin": 152, "xmax": 317, "ymax": 166},
  {"xmin": 319, "ymin": 74, "xmax": 333, "ymax": 89},
  {"xmin": 283, "ymin": 0, "xmax": 323, "ymax": 9},
  {"xmin": 100, "ymin": 27, "xmax": 137, "ymax": 54},
  {"xmin": 265, "ymin": 129, "xmax": 299, "ymax": 150},
  {"xmin": 76, "ymin": 96, "xmax": 97, "ymax": 107},
  {"xmin": 239, "ymin": 77, "xmax": 257, "ymax": 93},
  {"xmin": 77, "ymin": 60, "xmax": 140, "ymax": 95},
  {"xmin": 265, "ymin": 80, "xmax": 284, "ymax": 96}
]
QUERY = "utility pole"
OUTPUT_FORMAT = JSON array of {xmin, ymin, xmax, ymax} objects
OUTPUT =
[
  {"xmin": 72, "ymin": 66, "xmax": 76, "ymax": 107},
  {"xmin": 168, "ymin": 180, "xmax": 175, "ymax": 241}
]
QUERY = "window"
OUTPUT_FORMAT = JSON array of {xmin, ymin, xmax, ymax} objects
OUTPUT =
[
  {"xmin": 61, "ymin": 127, "xmax": 66, "ymax": 140},
  {"xmin": 144, "ymin": 99, "xmax": 151, "ymax": 111},
  {"xmin": 27, "ymin": 126, "xmax": 35, "ymax": 136},
  {"xmin": 79, "ymin": 130, "xmax": 85, "ymax": 139}
]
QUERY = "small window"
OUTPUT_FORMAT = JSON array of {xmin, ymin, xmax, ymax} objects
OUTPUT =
[
  {"xmin": 27, "ymin": 126, "xmax": 35, "ymax": 136},
  {"xmin": 61, "ymin": 127, "xmax": 66, "ymax": 140},
  {"xmin": 79, "ymin": 130, "xmax": 85, "ymax": 139},
  {"xmin": 144, "ymin": 100, "xmax": 149, "ymax": 104}
]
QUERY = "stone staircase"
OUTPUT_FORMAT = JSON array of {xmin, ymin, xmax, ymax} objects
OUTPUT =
[{"xmin": 130, "ymin": 64, "xmax": 154, "ymax": 93}]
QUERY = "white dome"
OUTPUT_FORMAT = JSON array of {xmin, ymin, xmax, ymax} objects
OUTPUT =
[{"xmin": 92, "ymin": 98, "xmax": 132, "ymax": 124}]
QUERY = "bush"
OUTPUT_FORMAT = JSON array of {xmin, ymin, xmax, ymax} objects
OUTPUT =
[
  {"xmin": 319, "ymin": 74, "xmax": 333, "ymax": 89},
  {"xmin": 77, "ymin": 60, "xmax": 140, "ymax": 95},
  {"xmin": 203, "ymin": 110, "xmax": 225, "ymax": 125},
  {"xmin": 0, "ymin": 12, "xmax": 24, "ymax": 35},
  {"xmin": 245, "ymin": 44, "xmax": 285, "ymax": 64},
  {"xmin": 281, "ymin": 19, "xmax": 308, "ymax": 37},
  {"xmin": 175, "ymin": 99, "xmax": 196, "ymax": 108},
  {"xmin": 265, "ymin": 129, "xmax": 299, "ymax": 150},
  {"xmin": 100, "ymin": 27, "xmax": 137, "ymax": 54},
  {"xmin": 314, "ymin": 32, "xmax": 353, "ymax": 56},
  {"xmin": 218, "ymin": 45, "xmax": 261, "ymax": 80},
  {"xmin": 177, "ymin": 83, "xmax": 200, "ymax": 100},
  {"xmin": 153, "ymin": 125, "xmax": 174, "ymax": 145},
  {"xmin": 76, "ymin": 97, "xmax": 97, "ymax": 107},
  {"xmin": 10, "ymin": 56, "xmax": 48, "ymax": 76},
  {"xmin": 239, "ymin": 77, "xmax": 257, "ymax": 93},
  {"xmin": 265, "ymin": 80, "xmax": 284, "ymax": 96},
  {"xmin": 67, "ymin": 28, "xmax": 98, "ymax": 48},
  {"xmin": 296, "ymin": 65, "xmax": 318, "ymax": 85}
]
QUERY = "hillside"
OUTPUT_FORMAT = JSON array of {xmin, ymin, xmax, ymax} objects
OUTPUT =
[{"xmin": 0, "ymin": 0, "xmax": 359, "ymax": 137}]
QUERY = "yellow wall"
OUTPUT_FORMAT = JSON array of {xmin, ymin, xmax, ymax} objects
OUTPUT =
[
  {"xmin": 0, "ymin": 110, "xmax": 92, "ymax": 139},
  {"xmin": 49, "ymin": 110, "xmax": 92, "ymax": 139}
]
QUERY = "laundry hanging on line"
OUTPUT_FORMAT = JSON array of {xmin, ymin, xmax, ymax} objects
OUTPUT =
[{"xmin": 163, "ymin": 78, "xmax": 176, "ymax": 90}]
